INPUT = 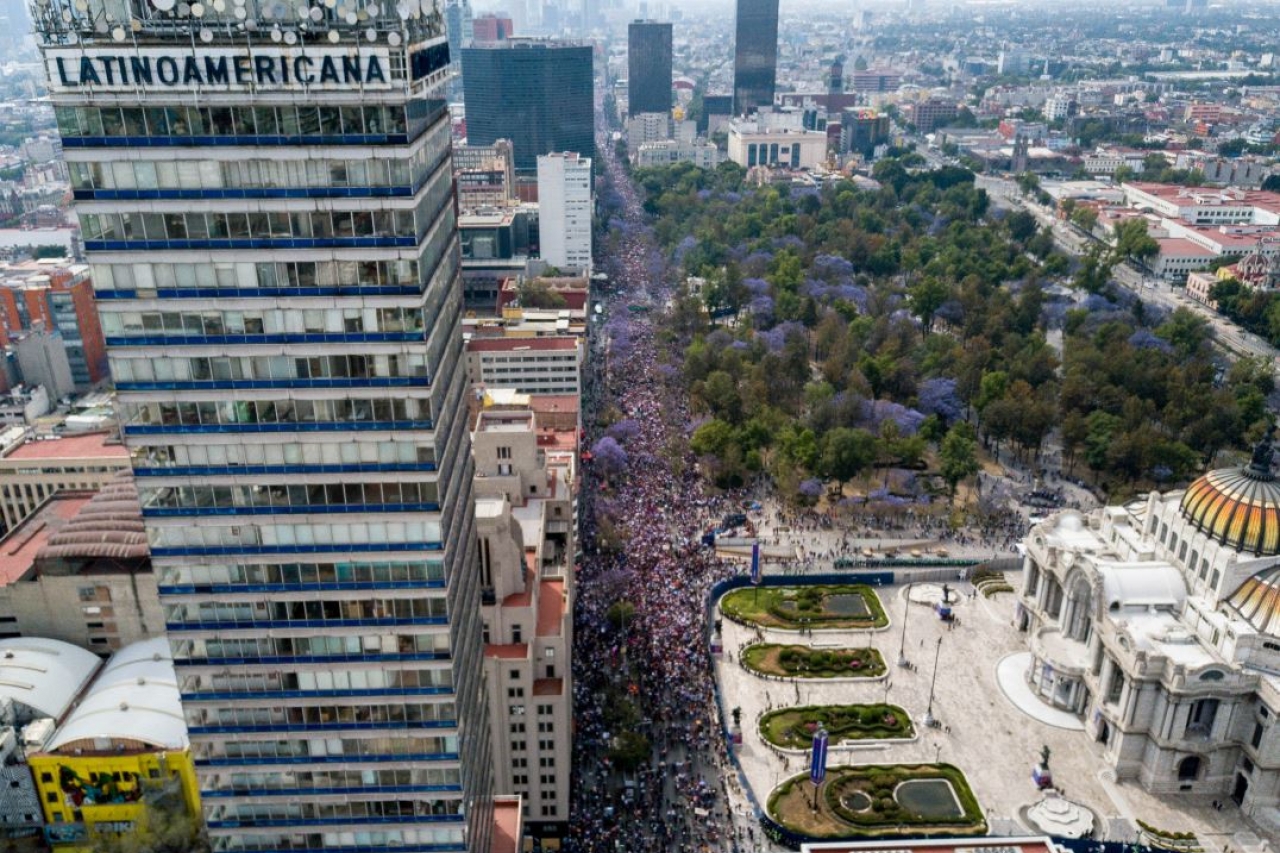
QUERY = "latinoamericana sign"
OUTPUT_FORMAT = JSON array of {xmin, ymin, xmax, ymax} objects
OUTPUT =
[{"xmin": 45, "ymin": 46, "xmax": 393, "ymax": 92}]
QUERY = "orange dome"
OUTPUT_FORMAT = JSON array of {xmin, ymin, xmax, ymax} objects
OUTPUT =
[{"xmin": 1180, "ymin": 466, "xmax": 1280, "ymax": 557}]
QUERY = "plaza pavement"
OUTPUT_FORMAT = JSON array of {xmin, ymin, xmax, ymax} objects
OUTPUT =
[{"xmin": 713, "ymin": 580, "xmax": 1261, "ymax": 853}]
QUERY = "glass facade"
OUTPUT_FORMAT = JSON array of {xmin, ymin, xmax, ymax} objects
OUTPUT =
[
  {"xmin": 627, "ymin": 21, "xmax": 672, "ymax": 117},
  {"xmin": 33, "ymin": 0, "xmax": 492, "ymax": 849},
  {"xmin": 460, "ymin": 40, "xmax": 594, "ymax": 173},
  {"xmin": 732, "ymin": 0, "xmax": 779, "ymax": 116}
]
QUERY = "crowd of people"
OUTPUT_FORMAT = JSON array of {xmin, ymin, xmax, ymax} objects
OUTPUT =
[{"xmin": 566, "ymin": 135, "xmax": 759, "ymax": 853}]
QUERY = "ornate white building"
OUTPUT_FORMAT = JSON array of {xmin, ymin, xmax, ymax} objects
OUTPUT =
[{"xmin": 1020, "ymin": 435, "xmax": 1280, "ymax": 833}]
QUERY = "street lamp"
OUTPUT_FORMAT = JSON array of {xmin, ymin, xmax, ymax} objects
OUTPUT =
[
  {"xmin": 923, "ymin": 636, "xmax": 943, "ymax": 728},
  {"xmin": 897, "ymin": 582, "xmax": 913, "ymax": 668}
]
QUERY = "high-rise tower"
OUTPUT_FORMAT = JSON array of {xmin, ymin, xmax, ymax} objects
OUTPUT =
[
  {"xmin": 732, "ymin": 0, "xmax": 779, "ymax": 116},
  {"xmin": 462, "ymin": 39, "xmax": 593, "ymax": 174},
  {"xmin": 627, "ymin": 20, "xmax": 672, "ymax": 117},
  {"xmin": 30, "ymin": 0, "xmax": 493, "ymax": 849}
]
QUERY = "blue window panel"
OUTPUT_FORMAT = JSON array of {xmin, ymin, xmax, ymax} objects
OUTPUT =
[
  {"xmin": 196, "ymin": 753, "xmax": 459, "ymax": 766},
  {"xmin": 189, "ymin": 720, "xmax": 456, "ymax": 735},
  {"xmin": 205, "ymin": 815, "xmax": 464, "ymax": 829},
  {"xmin": 143, "ymin": 502, "xmax": 441, "ymax": 518},
  {"xmin": 167, "ymin": 616, "xmax": 449, "ymax": 631},
  {"xmin": 181, "ymin": 688, "xmax": 452, "ymax": 702},
  {"xmin": 173, "ymin": 652, "xmax": 450, "ymax": 667},
  {"xmin": 106, "ymin": 332, "xmax": 425, "ymax": 346},
  {"xmin": 85, "ymin": 236, "xmax": 417, "ymax": 251},
  {"xmin": 124, "ymin": 421, "xmax": 434, "ymax": 436},
  {"xmin": 196, "ymin": 844, "xmax": 465, "ymax": 853},
  {"xmin": 135, "ymin": 463, "xmax": 438, "ymax": 477},
  {"xmin": 199, "ymin": 784, "xmax": 463, "ymax": 799},
  {"xmin": 62, "ymin": 133, "xmax": 411, "ymax": 147},
  {"xmin": 150, "ymin": 542, "xmax": 443, "ymax": 557},
  {"xmin": 75, "ymin": 186, "xmax": 413, "ymax": 201},
  {"xmin": 159, "ymin": 580, "xmax": 445, "ymax": 594},
  {"xmin": 96, "ymin": 287, "xmax": 424, "ymax": 300},
  {"xmin": 115, "ymin": 378, "xmax": 430, "ymax": 391}
]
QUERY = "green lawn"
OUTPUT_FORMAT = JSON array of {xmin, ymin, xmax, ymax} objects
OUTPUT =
[
  {"xmin": 760, "ymin": 704, "xmax": 912, "ymax": 748},
  {"xmin": 768, "ymin": 763, "xmax": 986, "ymax": 839},
  {"xmin": 720, "ymin": 584, "xmax": 888, "ymax": 630},
  {"xmin": 741, "ymin": 644, "xmax": 886, "ymax": 679}
]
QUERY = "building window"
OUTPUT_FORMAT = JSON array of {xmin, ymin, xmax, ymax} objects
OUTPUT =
[
  {"xmin": 45, "ymin": 793, "xmax": 56, "ymax": 803},
  {"xmin": 512, "ymin": 625, "xmax": 522, "ymax": 643},
  {"xmin": 507, "ymin": 687, "xmax": 524, "ymax": 698},
  {"xmin": 509, "ymin": 669, "xmax": 519, "ymax": 680},
  {"xmin": 537, "ymin": 704, "xmax": 552, "ymax": 716},
  {"xmin": 510, "ymin": 723, "xmax": 525, "ymax": 734},
  {"xmin": 509, "ymin": 704, "xmax": 525, "ymax": 716},
  {"xmin": 512, "ymin": 740, "xmax": 526, "ymax": 752},
  {"xmin": 1251, "ymin": 722, "xmax": 1264, "ymax": 749},
  {"xmin": 497, "ymin": 446, "xmax": 512, "ymax": 459}
]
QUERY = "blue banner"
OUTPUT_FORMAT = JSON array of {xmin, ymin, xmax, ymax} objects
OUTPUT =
[
  {"xmin": 751, "ymin": 542, "xmax": 761, "ymax": 585},
  {"xmin": 809, "ymin": 725, "xmax": 828, "ymax": 786}
]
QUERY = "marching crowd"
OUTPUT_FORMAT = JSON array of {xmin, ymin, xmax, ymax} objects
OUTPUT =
[{"xmin": 566, "ymin": 140, "xmax": 756, "ymax": 853}]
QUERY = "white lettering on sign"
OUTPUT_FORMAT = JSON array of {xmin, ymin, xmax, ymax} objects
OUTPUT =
[{"xmin": 44, "ymin": 46, "xmax": 392, "ymax": 92}]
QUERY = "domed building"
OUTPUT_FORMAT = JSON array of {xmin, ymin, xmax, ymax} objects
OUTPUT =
[{"xmin": 1019, "ymin": 431, "xmax": 1280, "ymax": 833}]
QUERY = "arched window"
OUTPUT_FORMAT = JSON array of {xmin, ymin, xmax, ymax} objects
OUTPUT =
[{"xmin": 1178, "ymin": 756, "xmax": 1201, "ymax": 781}]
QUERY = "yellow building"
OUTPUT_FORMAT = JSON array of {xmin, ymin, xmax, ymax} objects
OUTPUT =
[{"xmin": 27, "ymin": 638, "xmax": 199, "ymax": 849}]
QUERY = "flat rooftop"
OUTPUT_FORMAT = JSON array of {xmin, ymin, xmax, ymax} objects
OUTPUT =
[
  {"xmin": 4, "ymin": 432, "xmax": 129, "ymax": 461},
  {"xmin": 490, "ymin": 797, "xmax": 521, "ymax": 853},
  {"xmin": 467, "ymin": 337, "xmax": 579, "ymax": 353},
  {"xmin": 0, "ymin": 493, "xmax": 93, "ymax": 584}
]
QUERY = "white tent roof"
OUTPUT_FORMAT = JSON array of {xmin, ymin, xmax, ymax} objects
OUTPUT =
[
  {"xmin": 0, "ymin": 638, "xmax": 100, "ymax": 719},
  {"xmin": 46, "ymin": 637, "xmax": 186, "ymax": 752}
]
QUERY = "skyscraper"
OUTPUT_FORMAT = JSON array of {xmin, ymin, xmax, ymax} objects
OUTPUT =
[
  {"xmin": 31, "ymin": 0, "xmax": 493, "ymax": 851},
  {"xmin": 445, "ymin": 0, "xmax": 475, "ymax": 102},
  {"xmin": 462, "ymin": 39, "xmax": 594, "ymax": 174},
  {"xmin": 733, "ymin": 0, "xmax": 779, "ymax": 116},
  {"xmin": 627, "ymin": 20, "xmax": 672, "ymax": 117}
]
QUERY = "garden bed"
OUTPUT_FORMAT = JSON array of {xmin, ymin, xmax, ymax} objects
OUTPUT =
[
  {"xmin": 742, "ymin": 644, "xmax": 886, "ymax": 679},
  {"xmin": 760, "ymin": 704, "xmax": 912, "ymax": 748},
  {"xmin": 768, "ymin": 763, "xmax": 986, "ymax": 839},
  {"xmin": 720, "ymin": 584, "xmax": 888, "ymax": 630}
]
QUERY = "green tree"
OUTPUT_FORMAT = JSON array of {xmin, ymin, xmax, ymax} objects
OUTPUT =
[
  {"xmin": 608, "ymin": 730, "xmax": 652, "ymax": 771},
  {"xmin": 908, "ymin": 276, "xmax": 950, "ymax": 333},
  {"xmin": 819, "ymin": 427, "xmax": 877, "ymax": 484},
  {"xmin": 517, "ymin": 277, "xmax": 567, "ymax": 309},
  {"xmin": 939, "ymin": 421, "xmax": 980, "ymax": 500},
  {"xmin": 1084, "ymin": 410, "xmax": 1123, "ymax": 474},
  {"xmin": 690, "ymin": 419, "xmax": 737, "ymax": 458},
  {"xmin": 1111, "ymin": 218, "xmax": 1158, "ymax": 269}
]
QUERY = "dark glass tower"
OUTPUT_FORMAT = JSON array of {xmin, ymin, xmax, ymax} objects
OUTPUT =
[
  {"xmin": 627, "ymin": 20, "xmax": 672, "ymax": 116},
  {"xmin": 733, "ymin": 0, "xmax": 779, "ymax": 116},
  {"xmin": 462, "ymin": 39, "xmax": 594, "ymax": 173},
  {"xmin": 31, "ymin": 0, "xmax": 493, "ymax": 849}
]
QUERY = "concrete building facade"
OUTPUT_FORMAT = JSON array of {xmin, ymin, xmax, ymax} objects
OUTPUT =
[
  {"xmin": 536, "ymin": 153, "xmax": 592, "ymax": 273},
  {"xmin": 32, "ymin": 0, "xmax": 494, "ymax": 849},
  {"xmin": 1019, "ymin": 443, "xmax": 1280, "ymax": 834}
]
